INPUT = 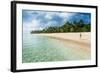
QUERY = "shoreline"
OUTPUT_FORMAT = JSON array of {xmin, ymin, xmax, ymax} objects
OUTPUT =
[{"xmin": 32, "ymin": 32, "xmax": 91, "ymax": 51}]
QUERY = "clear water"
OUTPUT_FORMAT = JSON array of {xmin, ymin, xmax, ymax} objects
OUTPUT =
[{"xmin": 22, "ymin": 33, "xmax": 90, "ymax": 63}]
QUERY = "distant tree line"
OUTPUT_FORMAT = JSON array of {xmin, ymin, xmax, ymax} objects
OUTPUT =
[{"xmin": 31, "ymin": 19, "xmax": 91, "ymax": 33}]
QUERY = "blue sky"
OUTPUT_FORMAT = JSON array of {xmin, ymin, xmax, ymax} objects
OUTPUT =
[{"xmin": 22, "ymin": 10, "xmax": 91, "ymax": 32}]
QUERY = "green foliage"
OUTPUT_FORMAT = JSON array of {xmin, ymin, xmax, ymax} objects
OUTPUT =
[{"xmin": 31, "ymin": 19, "xmax": 91, "ymax": 33}]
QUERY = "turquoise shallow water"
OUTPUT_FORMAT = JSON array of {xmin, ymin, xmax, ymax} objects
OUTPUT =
[{"xmin": 22, "ymin": 33, "xmax": 90, "ymax": 63}]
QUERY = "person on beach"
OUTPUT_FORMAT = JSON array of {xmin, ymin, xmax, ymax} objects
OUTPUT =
[{"xmin": 80, "ymin": 33, "xmax": 82, "ymax": 39}]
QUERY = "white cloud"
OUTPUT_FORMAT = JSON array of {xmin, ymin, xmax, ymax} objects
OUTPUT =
[
  {"xmin": 59, "ymin": 13, "xmax": 70, "ymax": 18},
  {"xmin": 45, "ymin": 14, "xmax": 52, "ymax": 20},
  {"xmin": 31, "ymin": 19, "xmax": 39, "ymax": 27},
  {"xmin": 23, "ymin": 18, "xmax": 44, "ymax": 32}
]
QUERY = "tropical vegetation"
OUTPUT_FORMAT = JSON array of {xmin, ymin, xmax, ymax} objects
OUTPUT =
[{"xmin": 31, "ymin": 19, "xmax": 91, "ymax": 33}]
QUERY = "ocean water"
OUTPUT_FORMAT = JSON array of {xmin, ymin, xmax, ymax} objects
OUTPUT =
[{"xmin": 22, "ymin": 33, "xmax": 90, "ymax": 63}]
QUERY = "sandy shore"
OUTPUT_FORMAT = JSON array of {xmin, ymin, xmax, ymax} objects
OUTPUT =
[{"xmin": 34, "ymin": 32, "xmax": 91, "ymax": 51}]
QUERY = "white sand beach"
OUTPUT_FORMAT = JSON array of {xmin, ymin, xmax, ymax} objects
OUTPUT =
[{"xmin": 34, "ymin": 32, "xmax": 91, "ymax": 51}]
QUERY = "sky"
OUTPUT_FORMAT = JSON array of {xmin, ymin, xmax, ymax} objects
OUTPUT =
[{"xmin": 22, "ymin": 10, "xmax": 91, "ymax": 32}]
